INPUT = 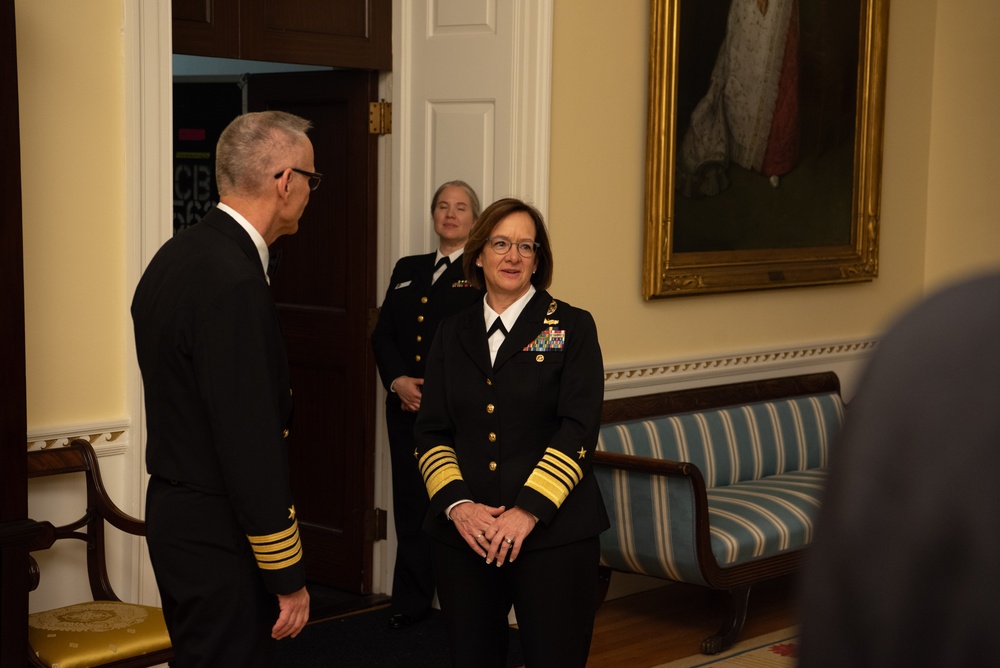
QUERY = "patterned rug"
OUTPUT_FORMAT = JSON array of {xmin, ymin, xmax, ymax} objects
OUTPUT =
[{"xmin": 655, "ymin": 627, "xmax": 798, "ymax": 667}]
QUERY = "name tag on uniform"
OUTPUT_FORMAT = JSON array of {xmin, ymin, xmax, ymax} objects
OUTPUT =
[
  {"xmin": 523, "ymin": 327, "xmax": 566, "ymax": 352},
  {"xmin": 394, "ymin": 280, "xmax": 412, "ymax": 289}
]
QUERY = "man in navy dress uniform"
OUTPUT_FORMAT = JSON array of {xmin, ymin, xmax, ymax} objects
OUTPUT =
[{"xmin": 132, "ymin": 111, "xmax": 319, "ymax": 666}]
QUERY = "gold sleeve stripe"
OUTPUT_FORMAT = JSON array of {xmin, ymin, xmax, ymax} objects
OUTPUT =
[
  {"xmin": 418, "ymin": 445, "xmax": 456, "ymax": 474},
  {"xmin": 251, "ymin": 533, "xmax": 300, "ymax": 555},
  {"xmin": 524, "ymin": 448, "xmax": 585, "ymax": 508},
  {"xmin": 257, "ymin": 545, "xmax": 303, "ymax": 571},
  {"xmin": 248, "ymin": 520, "xmax": 303, "ymax": 570},
  {"xmin": 419, "ymin": 446, "xmax": 464, "ymax": 498},
  {"xmin": 255, "ymin": 540, "xmax": 302, "ymax": 563},
  {"xmin": 248, "ymin": 519, "xmax": 299, "ymax": 545},
  {"xmin": 543, "ymin": 448, "xmax": 584, "ymax": 480}
]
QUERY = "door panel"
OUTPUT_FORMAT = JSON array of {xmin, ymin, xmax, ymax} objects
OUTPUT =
[
  {"xmin": 171, "ymin": 0, "xmax": 240, "ymax": 59},
  {"xmin": 246, "ymin": 0, "xmax": 391, "ymax": 70},
  {"xmin": 248, "ymin": 70, "xmax": 379, "ymax": 592}
]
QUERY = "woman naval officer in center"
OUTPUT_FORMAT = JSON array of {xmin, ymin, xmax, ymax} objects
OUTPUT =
[
  {"xmin": 371, "ymin": 180, "xmax": 484, "ymax": 630},
  {"xmin": 414, "ymin": 197, "xmax": 609, "ymax": 667}
]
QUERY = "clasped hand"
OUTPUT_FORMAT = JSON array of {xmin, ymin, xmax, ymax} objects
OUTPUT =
[{"xmin": 451, "ymin": 502, "xmax": 537, "ymax": 566}]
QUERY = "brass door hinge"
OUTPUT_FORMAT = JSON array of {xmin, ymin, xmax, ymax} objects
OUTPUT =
[
  {"xmin": 369, "ymin": 101, "xmax": 392, "ymax": 135},
  {"xmin": 365, "ymin": 507, "xmax": 387, "ymax": 541}
]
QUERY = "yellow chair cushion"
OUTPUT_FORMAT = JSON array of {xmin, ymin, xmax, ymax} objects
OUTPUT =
[{"xmin": 28, "ymin": 601, "xmax": 171, "ymax": 668}]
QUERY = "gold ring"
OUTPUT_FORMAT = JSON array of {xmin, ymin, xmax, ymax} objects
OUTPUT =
[{"xmin": 505, "ymin": 537, "xmax": 514, "ymax": 545}]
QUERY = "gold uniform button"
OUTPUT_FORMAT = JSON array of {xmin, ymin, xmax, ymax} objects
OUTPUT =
[
  {"xmin": 488, "ymin": 432, "xmax": 497, "ymax": 442},
  {"xmin": 416, "ymin": 335, "xmax": 422, "ymax": 342},
  {"xmin": 536, "ymin": 354, "xmax": 545, "ymax": 362},
  {"xmin": 486, "ymin": 378, "xmax": 493, "ymax": 386},
  {"xmin": 282, "ymin": 428, "xmax": 290, "ymax": 438},
  {"xmin": 486, "ymin": 404, "xmax": 495, "ymax": 414},
  {"xmin": 420, "ymin": 296, "xmax": 428, "ymax": 304},
  {"xmin": 417, "ymin": 315, "xmax": 424, "ymax": 323},
  {"xmin": 415, "ymin": 355, "xmax": 421, "ymax": 362},
  {"xmin": 488, "ymin": 461, "xmax": 498, "ymax": 472}
]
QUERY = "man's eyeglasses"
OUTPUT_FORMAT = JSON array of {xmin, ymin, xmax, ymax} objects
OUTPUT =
[
  {"xmin": 488, "ymin": 237, "xmax": 540, "ymax": 258},
  {"xmin": 275, "ymin": 167, "xmax": 323, "ymax": 191}
]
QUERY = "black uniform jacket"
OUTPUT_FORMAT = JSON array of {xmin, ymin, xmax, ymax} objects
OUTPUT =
[
  {"xmin": 131, "ymin": 207, "xmax": 304, "ymax": 595},
  {"xmin": 415, "ymin": 289, "xmax": 610, "ymax": 551},
  {"xmin": 371, "ymin": 251, "xmax": 482, "ymax": 396}
]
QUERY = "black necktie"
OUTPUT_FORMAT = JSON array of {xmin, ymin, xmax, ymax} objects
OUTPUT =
[
  {"xmin": 487, "ymin": 318, "xmax": 508, "ymax": 337},
  {"xmin": 435, "ymin": 256, "xmax": 450, "ymax": 271},
  {"xmin": 267, "ymin": 249, "xmax": 283, "ymax": 278}
]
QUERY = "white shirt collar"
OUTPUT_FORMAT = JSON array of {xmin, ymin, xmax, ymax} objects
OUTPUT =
[
  {"xmin": 483, "ymin": 284, "xmax": 536, "ymax": 334},
  {"xmin": 216, "ymin": 202, "xmax": 269, "ymax": 279},
  {"xmin": 435, "ymin": 247, "xmax": 464, "ymax": 265}
]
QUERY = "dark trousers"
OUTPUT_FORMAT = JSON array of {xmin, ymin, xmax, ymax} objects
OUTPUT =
[
  {"xmin": 146, "ymin": 476, "xmax": 278, "ymax": 668},
  {"xmin": 386, "ymin": 400, "xmax": 435, "ymax": 616},
  {"xmin": 434, "ymin": 536, "xmax": 601, "ymax": 668}
]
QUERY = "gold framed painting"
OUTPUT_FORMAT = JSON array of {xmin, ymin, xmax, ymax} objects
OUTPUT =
[{"xmin": 643, "ymin": 0, "xmax": 890, "ymax": 298}]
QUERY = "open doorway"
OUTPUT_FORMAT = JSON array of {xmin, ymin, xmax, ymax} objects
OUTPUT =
[{"xmin": 170, "ymin": 57, "xmax": 381, "ymax": 596}]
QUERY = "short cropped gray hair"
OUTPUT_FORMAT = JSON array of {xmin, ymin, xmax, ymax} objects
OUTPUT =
[{"xmin": 216, "ymin": 111, "xmax": 313, "ymax": 198}]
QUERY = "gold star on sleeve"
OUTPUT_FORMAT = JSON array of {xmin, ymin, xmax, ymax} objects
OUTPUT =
[
  {"xmin": 288, "ymin": 505, "xmax": 296, "ymax": 520},
  {"xmin": 577, "ymin": 447, "xmax": 588, "ymax": 459}
]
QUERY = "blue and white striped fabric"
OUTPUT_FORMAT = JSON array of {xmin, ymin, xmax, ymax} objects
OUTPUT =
[{"xmin": 595, "ymin": 393, "xmax": 844, "ymax": 585}]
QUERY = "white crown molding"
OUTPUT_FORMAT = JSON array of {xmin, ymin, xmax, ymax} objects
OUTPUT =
[
  {"xmin": 603, "ymin": 338, "xmax": 879, "ymax": 398},
  {"xmin": 26, "ymin": 419, "xmax": 131, "ymax": 457}
]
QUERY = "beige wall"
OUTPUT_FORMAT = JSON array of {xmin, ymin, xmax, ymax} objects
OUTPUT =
[
  {"xmin": 17, "ymin": 0, "xmax": 127, "ymax": 429},
  {"xmin": 924, "ymin": 0, "xmax": 1000, "ymax": 288},
  {"xmin": 548, "ymin": 0, "xmax": 960, "ymax": 368}
]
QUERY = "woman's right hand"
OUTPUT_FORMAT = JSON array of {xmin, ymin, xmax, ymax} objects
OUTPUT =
[{"xmin": 450, "ymin": 501, "xmax": 506, "ymax": 558}]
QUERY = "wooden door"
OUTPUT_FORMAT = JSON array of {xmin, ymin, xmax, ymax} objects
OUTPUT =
[
  {"xmin": 0, "ymin": 0, "xmax": 34, "ymax": 662},
  {"xmin": 172, "ymin": 0, "xmax": 390, "ymax": 70},
  {"xmin": 247, "ymin": 70, "xmax": 379, "ymax": 593}
]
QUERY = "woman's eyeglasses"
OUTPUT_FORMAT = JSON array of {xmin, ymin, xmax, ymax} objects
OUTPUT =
[{"xmin": 488, "ymin": 237, "xmax": 540, "ymax": 258}]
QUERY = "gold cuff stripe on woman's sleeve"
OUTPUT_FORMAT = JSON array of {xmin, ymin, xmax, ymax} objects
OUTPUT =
[
  {"xmin": 542, "ymin": 448, "xmax": 583, "ymax": 483},
  {"xmin": 525, "ymin": 469, "xmax": 571, "ymax": 507},
  {"xmin": 419, "ymin": 446, "xmax": 464, "ymax": 498},
  {"xmin": 252, "ymin": 532, "xmax": 301, "ymax": 556},
  {"xmin": 524, "ymin": 448, "xmax": 584, "ymax": 508},
  {"xmin": 254, "ymin": 538, "xmax": 302, "ymax": 563}
]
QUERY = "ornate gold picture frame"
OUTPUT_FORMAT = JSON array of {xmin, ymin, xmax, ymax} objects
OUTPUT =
[{"xmin": 643, "ymin": 0, "xmax": 890, "ymax": 298}]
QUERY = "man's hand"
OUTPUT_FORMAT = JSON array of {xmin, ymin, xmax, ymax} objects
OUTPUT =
[{"xmin": 272, "ymin": 586, "xmax": 310, "ymax": 639}]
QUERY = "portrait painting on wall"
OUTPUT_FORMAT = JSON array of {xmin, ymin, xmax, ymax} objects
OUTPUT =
[{"xmin": 643, "ymin": 0, "xmax": 890, "ymax": 298}]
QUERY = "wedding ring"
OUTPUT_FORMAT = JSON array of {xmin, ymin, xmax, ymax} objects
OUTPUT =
[
  {"xmin": 476, "ymin": 532, "xmax": 485, "ymax": 539},
  {"xmin": 505, "ymin": 537, "xmax": 514, "ymax": 545}
]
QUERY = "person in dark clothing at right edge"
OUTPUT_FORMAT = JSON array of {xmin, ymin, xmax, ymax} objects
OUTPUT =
[
  {"xmin": 798, "ymin": 271, "xmax": 1000, "ymax": 667},
  {"xmin": 371, "ymin": 180, "xmax": 483, "ymax": 630}
]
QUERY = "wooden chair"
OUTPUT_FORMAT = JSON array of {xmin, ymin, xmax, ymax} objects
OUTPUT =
[{"xmin": 26, "ymin": 439, "xmax": 173, "ymax": 668}]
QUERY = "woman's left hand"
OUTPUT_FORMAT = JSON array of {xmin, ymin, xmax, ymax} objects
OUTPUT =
[{"xmin": 484, "ymin": 506, "xmax": 538, "ymax": 566}]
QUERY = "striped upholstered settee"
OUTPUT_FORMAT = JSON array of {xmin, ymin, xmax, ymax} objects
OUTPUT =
[{"xmin": 592, "ymin": 372, "xmax": 845, "ymax": 655}]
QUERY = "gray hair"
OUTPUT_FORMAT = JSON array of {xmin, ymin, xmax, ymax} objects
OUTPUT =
[
  {"xmin": 216, "ymin": 111, "xmax": 313, "ymax": 198},
  {"xmin": 430, "ymin": 180, "xmax": 482, "ymax": 221}
]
